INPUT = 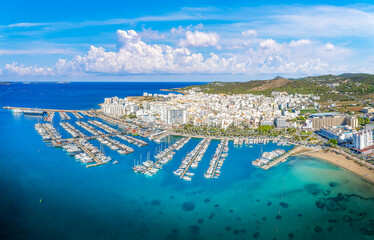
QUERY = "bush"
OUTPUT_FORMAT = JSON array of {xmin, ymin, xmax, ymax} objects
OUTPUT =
[{"xmin": 328, "ymin": 139, "xmax": 338, "ymax": 145}]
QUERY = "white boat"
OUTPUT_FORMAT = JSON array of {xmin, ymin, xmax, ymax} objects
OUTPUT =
[
  {"xmin": 12, "ymin": 108, "xmax": 23, "ymax": 113},
  {"xmin": 183, "ymin": 176, "xmax": 192, "ymax": 181},
  {"xmin": 173, "ymin": 169, "xmax": 183, "ymax": 176}
]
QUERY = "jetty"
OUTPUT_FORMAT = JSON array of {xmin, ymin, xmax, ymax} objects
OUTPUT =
[
  {"xmin": 43, "ymin": 112, "xmax": 55, "ymax": 122},
  {"xmin": 73, "ymin": 140, "xmax": 105, "ymax": 167},
  {"xmin": 179, "ymin": 138, "xmax": 210, "ymax": 179},
  {"xmin": 260, "ymin": 146, "xmax": 315, "ymax": 170},
  {"xmin": 210, "ymin": 140, "xmax": 228, "ymax": 178}
]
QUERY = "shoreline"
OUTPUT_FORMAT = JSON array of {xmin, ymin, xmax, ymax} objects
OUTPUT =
[{"xmin": 299, "ymin": 149, "xmax": 374, "ymax": 184}]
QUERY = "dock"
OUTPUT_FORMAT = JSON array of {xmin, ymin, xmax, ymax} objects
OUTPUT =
[
  {"xmin": 59, "ymin": 111, "xmax": 71, "ymax": 120},
  {"xmin": 73, "ymin": 140, "xmax": 105, "ymax": 167},
  {"xmin": 43, "ymin": 111, "xmax": 55, "ymax": 122},
  {"xmin": 261, "ymin": 146, "xmax": 306, "ymax": 170},
  {"xmin": 3, "ymin": 106, "xmax": 89, "ymax": 113},
  {"xmin": 210, "ymin": 140, "xmax": 227, "ymax": 178},
  {"xmin": 180, "ymin": 138, "xmax": 210, "ymax": 179},
  {"xmin": 72, "ymin": 111, "xmax": 84, "ymax": 119}
]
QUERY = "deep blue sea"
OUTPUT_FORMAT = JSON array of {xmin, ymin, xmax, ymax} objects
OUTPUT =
[{"xmin": 0, "ymin": 82, "xmax": 373, "ymax": 240}]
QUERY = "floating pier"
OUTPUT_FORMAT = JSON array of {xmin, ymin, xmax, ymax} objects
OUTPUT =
[
  {"xmin": 59, "ymin": 111, "xmax": 71, "ymax": 120},
  {"xmin": 72, "ymin": 111, "xmax": 84, "ymax": 119},
  {"xmin": 177, "ymin": 138, "xmax": 210, "ymax": 180}
]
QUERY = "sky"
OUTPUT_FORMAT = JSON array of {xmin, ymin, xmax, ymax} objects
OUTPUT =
[{"xmin": 0, "ymin": 0, "xmax": 374, "ymax": 81}]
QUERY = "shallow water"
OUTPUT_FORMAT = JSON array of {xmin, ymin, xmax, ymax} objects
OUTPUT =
[{"xmin": 1, "ymin": 83, "xmax": 373, "ymax": 240}]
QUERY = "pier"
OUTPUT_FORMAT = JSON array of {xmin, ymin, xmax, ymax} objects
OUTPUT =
[
  {"xmin": 73, "ymin": 140, "xmax": 105, "ymax": 167},
  {"xmin": 210, "ymin": 140, "xmax": 227, "ymax": 178},
  {"xmin": 3, "ymin": 106, "xmax": 89, "ymax": 113},
  {"xmin": 180, "ymin": 138, "xmax": 210, "ymax": 179},
  {"xmin": 141, "ymin": 137, "xmax": 190, "ymax": 175},
  {"xmin": 41, "ymin": 123, "xmax": 61, "ymax": 141},
  {"xmin": 261, "ymin": 146, "xmax": 307, "ymax": 170},
  {"xmin": 59, "ymin": 111, "xmax": 71, "ymax": 120},
  {"xmin": 43, "ymin": 112, "xmax": 55, "ymax": 122},
  {"xmin": 72, "ymin": 111, "xmax": 84, "ymax": 119}
]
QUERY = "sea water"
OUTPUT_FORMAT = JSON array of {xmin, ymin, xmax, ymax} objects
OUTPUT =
[{"xmin": 0, "ymin": 82, "xmax": 373, "ymax": 240}]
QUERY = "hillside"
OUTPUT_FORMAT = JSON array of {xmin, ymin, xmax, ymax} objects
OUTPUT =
[{"xmin": 180, "ymin": 73, "xmax": 374, "ymax": 102}]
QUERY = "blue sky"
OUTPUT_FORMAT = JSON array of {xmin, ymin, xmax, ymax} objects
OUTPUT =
[{"xmin": 1, "ymin": 0, "xmax": 374, "ymax": 81}]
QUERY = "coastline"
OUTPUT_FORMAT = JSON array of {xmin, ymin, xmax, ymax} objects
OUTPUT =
[{"xmin": 300, "ymin": 149, "xmax": 374, "ymax": 184}]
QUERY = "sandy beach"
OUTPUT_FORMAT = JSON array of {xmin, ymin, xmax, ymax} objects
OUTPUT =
[{"xmin": 299, "ymin": 149, "xmax": 374, "ymax": 184}]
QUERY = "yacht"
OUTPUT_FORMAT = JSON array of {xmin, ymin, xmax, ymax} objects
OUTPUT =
[
  {"xmin": 173, "ymin": 168, "xmax": 183, "ymax": 176},
  {"xmin": 182, "ymin": 176, "xmax": 192, "ymax": 181}
]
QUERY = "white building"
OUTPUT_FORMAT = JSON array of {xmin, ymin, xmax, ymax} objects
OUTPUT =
[
  {"xmin": 101, "ymin": 96, "xmax": 125, "ymax": 116},
  {"xmin": 275, "ymin": 118, "xmax": 287, "ymax": 128},
  {"xmin": 162, "ymin": 109, "xmax": 187, "ymax": 125},
  {"xmin": 353, "ymin": 131, "xmax": 373, "ymax": 150}
]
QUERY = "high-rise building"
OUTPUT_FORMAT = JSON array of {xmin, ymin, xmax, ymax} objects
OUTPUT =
[
  {"xmin": 309, "ymin": 113, "xmax": 358, "ymax": 129},
  {"xmin": 353, "ymin": 131, "xmax": 373, "ymax": 150},
  {"xmin": 164, "ymin": 109, "xmax": 187, "ymax": 125},
  {"xmin": 275, "ymin": 118, "xmax": 287, "ymax": 128},
  {"xmin": 345, "ymin": 116, "xmax": 358, "ymax": 129}
]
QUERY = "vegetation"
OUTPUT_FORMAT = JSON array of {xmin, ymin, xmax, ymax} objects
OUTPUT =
[
  {"xmin": 358, "ymin": 117, "xmax": 370, "ymax": 126},
  {"xmin": 300, "ymin": 109, "xmax": 317, "ymax": 114},
  {"xmin": 328, "ymin": 139, "xmax": 338, "ymax": 146},
  {"xmin": 179, "ymin": 73, "xmax": 374, "ymax": 102}
]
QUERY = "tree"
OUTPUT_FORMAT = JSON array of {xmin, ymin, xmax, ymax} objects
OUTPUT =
[{"xmin": 328, "ymin": 139, "xmax": 338, "ymax": 146}]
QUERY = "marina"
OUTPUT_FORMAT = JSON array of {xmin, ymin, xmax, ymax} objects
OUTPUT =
[
  {"xmin": 174, "ymin": 138, "xmax": 211, "ymax": 181},
  {"xmin": 59, "ymin": 111, "xmax": 71, "ymax": 120},
  {"xmin": 72, "ymin": 111, "xmax": 84, "ymax": 119},
  {"xmin": 59, "ymin": 122, "xmax": 86, "ymax": 138},
  {"xmin": 205, "ymin": 140, "xmax": 229, "ymax": 179},
  {"xmin": 43, "ymin": 111, "xmax": 55, "ymax": 122},
  {"xmin": 7, "ymin": 106, "xmax": 297, "ymax": 173},
  {"xmin": 134, "ymin": 137, "xmax": 191, "ymax": 176}
]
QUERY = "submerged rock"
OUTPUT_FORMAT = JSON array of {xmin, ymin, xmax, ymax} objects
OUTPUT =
[
  {"xmin": 280, "ymin": 202, "xmax": 289, "ymax": 208},
  {"xmin": 253, "ymin": 232, "xmax": 260, "ymax": 238},
  {"xmin": 314, "ymin": 226, "xmax": 322, "ymax": 233},
  {"xmin": 182, "ymin": 202, "xmax": 195, "ymax": 211},
  {"xmin": 190, "ymin": 225, "xmax": 200, "ymax": 235},
  {"xmin": 329, "ymin": 181, "xmax": 338, "ymax": 187},
  {"xmin": 276, "ymin": 215, "xmax": 282, "ymax": 220},
  {"xmin": 315, "ymin": 200, "xmax": 325, "ymax": 209},
  {"xmin": 267, "ymin": 201, "xmax": 272, "ymax": 206},
  {"xmin": 288, "ymin": 233, "xmax": 294, "ymax": 239},
  {"xmin": 343, "ymin": 215, "xmax": 353, "ymax": 223},
  {"xmin": 304, "ymin": 184, "xmax": 323, "ymax": 196}
]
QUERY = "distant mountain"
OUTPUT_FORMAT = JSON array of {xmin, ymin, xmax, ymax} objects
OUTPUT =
[{"xmin": 179, "ymin": 73, "xmax": 374, "ymax": 102}]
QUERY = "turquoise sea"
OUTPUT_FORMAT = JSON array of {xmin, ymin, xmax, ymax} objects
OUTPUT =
[{"xmin": 0, "ymin": 82, "xmax": 373, "ymax": 240}]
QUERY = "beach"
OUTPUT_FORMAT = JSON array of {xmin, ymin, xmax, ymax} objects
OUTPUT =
[{"xmin": 300, "ymin": 149, "xmax": 374, "ymax": 184}]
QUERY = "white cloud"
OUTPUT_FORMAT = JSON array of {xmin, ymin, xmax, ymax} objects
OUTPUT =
[
  {"xmin": 325, "ymin": 43, "xmax": 335, "ymax": 51},
  {"xmin": 289, "ymin": 39, "xmax": 311, "ymax": 47},
  {"xmin": 138, "ymin": 27, "xmax": 165, "ymax": 40},
  {"xmin": 178, "ymin": 31, "xmax": 221, "ymax": 49},
  {"xmin": 242, "ymin": 29, "xmax": 257, "ymax": 37},
  {"xmin": 0, "ymin": 29, "xmax": 356, "ymax": 77},
  {"xmin": 3, "ymin": 62, "xmax": 53, "ymax": 76},
  {"xmin": 0, "ymin": 48, "xmax": 78, "ymax": 55}
]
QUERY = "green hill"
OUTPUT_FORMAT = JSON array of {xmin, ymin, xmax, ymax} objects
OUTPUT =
[{"xmin": 180, "ymin": 73, "xmax": 374, "ymax": 102}]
